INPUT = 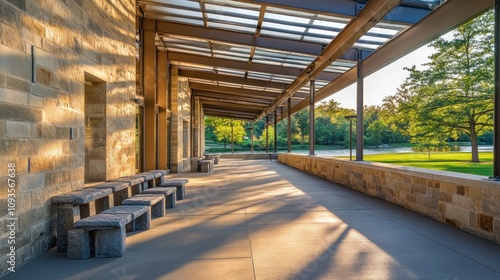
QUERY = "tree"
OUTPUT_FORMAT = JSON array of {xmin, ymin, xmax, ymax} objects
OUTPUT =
[
  {"xmin": 315, "ymin": 116, "xmax": 334, "ymax": 145},
  {"xmin": 365, "ymin": 119, "xmax": 391, "ymax": 147},
  {"xmin": 205, "ymin": 117, "xmax": 247, "ymax": 149},
  {"xmin": 295, "ymin": 108, "xmax": 309, "ymax": 144},
  {"xmin": 388, "ymin": 11, "xmax": 494, "ymax": 162}
]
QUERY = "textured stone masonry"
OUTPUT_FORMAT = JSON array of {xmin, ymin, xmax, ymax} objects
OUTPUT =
[
  {"xmin": 279, "ymin": 153, "xmax": 500, "ymax": 245},
  {"xmin": 0, "ymin": 0, "xmax": 136, "ymax": 275}
]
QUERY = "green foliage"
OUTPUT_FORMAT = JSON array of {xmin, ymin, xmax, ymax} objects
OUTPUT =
[
  {"xmin": 205, "ymin": 116, "xmax": 247, "ymax": 147},
  {"xmin": 384, "ymin": 11, "xmax": 494, "ymax": 162}
]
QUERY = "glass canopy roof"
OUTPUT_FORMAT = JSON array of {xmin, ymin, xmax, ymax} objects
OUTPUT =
[{"xmin": 138, "ymin": 0, "xmax": 447, "ymax": 121}]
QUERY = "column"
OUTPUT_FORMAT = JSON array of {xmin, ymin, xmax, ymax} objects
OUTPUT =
[
  {"xmin": 266, "ymin": 115, "xmax": 269, "ymax": 153},
  {"xmin": 157, "ymin": 51, "xmax": 168, "ymax": 169},
  {"xmin": 287, "ymin": 98, "xmax": 292, "ymax": 153},
  {"xmin": 356, "ymin": 51, "xmax": 364, "ymax": 161},
  {"xmin": 142, "ymin": 19, "xmax": 157, "ymax": 170},
  {"xmin": 274, "ymin": 110, "xmax": 277, "ymax": 153},
  {"xmin": 309, "ymin": 80, "xmax": 315, "ymax": 156},
  {"xmin": 494, "ymin": 0, "xmax": 500, "ymax": 178}
]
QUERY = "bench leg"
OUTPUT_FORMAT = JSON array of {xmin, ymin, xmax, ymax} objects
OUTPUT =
[
  {"xmin": 67, "ymin": 229, "xmax": 90, "ymax": 259},
  {"xmin": 56, "ymin": 204, "xmax": 80, "ymax": 252},
  {"xmin": 166, "ymin": 192, "xmax": 176, "ymax": 209},
  {"xmin": 152, "ymin": 199, "xmax": 166, "ymax": 217},
  {"xmin": 176, "ymin": 186, "xmax": 185, "ymax": 200},
  {"xmin": 95, "ymin": 227, "xmax": 126, "ymax": 258},
  {"xmin": 134, "ymin": 208, "xmax": 151, "ymax": 230},
  {"xmin": 79, "ymin": 201, "xmax": 96, "ymax": 218},
  {"xmin": 95, "ymin": 195, "xmax": 114, "ymax": 214},
  {"xmin": 114, "ymin": 188, "xmax": 131, "ymax": 205}
]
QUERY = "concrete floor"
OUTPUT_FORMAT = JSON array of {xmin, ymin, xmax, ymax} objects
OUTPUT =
[{"xmin": 4, "ymin": 159, "xmax": 500, "ymax": 280}]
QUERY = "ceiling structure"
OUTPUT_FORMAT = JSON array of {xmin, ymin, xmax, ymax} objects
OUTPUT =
[{"xmin": 136, "ymin": 0, "xmax": 493, "ymax": 122}]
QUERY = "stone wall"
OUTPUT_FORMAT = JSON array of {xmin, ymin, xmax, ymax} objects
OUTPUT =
[
  {"xmin": 279, "ymin": 153, "xmax": 500, "ymax": 245},
  {"xmin": 0, "ymin": 0, "xmax": 136, "ymax": 274}
]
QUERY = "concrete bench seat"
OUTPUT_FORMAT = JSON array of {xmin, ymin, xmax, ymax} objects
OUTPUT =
[
  {"xmin": 69, "ymin": 213, "xmax": 132, "ymax": 258},
  {"xmin": 51, "ymin": 188, "xmax": 113, "ymax": 252},
  {"xmin": 107, "ymin": 175, "xmax": 145, "ymax": 195},
  {"xmin": 159, "ymin": 179, "xmax": 189, "ymax": 200},
  {"xmin": 89, "ymin": 181, "xmax": 131, "ymax": 205},
  {"xmin": 148, "ymin": 169, "xmax": 169, "ymax": 184},
  {"xmin": 122, "ymin": 194, "xmax": 165, "ymax": 217},
  {"xmin": 142, "ymin": 187, "xmax": 177, "ymax": 209},
  {"xmin": 101, "ymin": 205, "xmax": 150, "ymax": 231}
]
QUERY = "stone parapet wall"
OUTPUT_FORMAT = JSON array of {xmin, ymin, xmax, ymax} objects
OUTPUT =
[{"xmin": 278, "ymin": 153, "xmax": 500, "ymax": 245}]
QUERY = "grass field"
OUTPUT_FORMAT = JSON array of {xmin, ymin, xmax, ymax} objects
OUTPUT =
[{"xmin": 349, "ymin": 152, "xmax": 494, "ymax": 176}]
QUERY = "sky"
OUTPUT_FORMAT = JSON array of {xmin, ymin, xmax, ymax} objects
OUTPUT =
[{"xmin": 321, "ymin": 44, "xmax": 435, "ymax": 109}]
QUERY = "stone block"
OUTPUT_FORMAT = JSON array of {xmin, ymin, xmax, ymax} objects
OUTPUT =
[
  {"xmin": 0, "ymin": 87, "xmax": 29, "ymax": 106},
  {"xmin": 122, "ymin": 194, "xmax": 165, "ymax": 218},
  {"xmin": 200, "ymin": 160, "xmax": 212, "ymax": 173},
  {"xmin": 142, "ymin": 187, "xmax": 177, "ymax": 209},
  {"xmin": 101, "ymin": 205, "xmax": 150, "ymax": 231},
  {"xmin": 6, "ymin": 120, "xmax": 32, "ymax": 138},
  {"xmin": 19, "ymin": 173, "xmax": 45, "ymax": 193},
  {"xmin": 95, "ymin": 227, "xmax": 126, "ymax": 258},
  {"xmin": 0, "ymin": 44, "xmax": 31, "ymax": 81},
  {"xmin": 67, "ymin": 229, "xmax": 90, "ymax": 259},
  {"xmin": 56, "ymin": 204, "xmax": 80, "ymax": 252},
  {"xmin": 445, "ymin": 204, "xmax": 469, "ymax": 226}
]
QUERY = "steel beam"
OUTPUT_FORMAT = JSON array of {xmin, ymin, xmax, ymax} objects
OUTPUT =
[
  {"xmin": 257, "ymin": 0, "xmax": 401, "ymax": 120},
  {"xmin": 309, "ymin": 80, "xmax": 315, "ymax": 156},
  {"xmin": 189, "ymin": 82, "xmax": 278, "ymax": 99},
  {"xmin": 287, "ymin": 98, "xmax": 292, "ymax": 153},
  {"xmin": 167, "ymin": 52, "xmax": 341, "ymax": 81},
  {"xmin": 195, "ymin": 91, "xmax": 274, "ymax": 105},
  {"xmin": 157, "ymin": 50, "xmax": 168, "ymax": 169},
  {"xmin": 494, "ymin": 0, "xmax": 500, "ymax": 178},
  {"xmin": 356, "ymin": 52, "xmax": 364, "ymax": 161},
  {"xmin": 290, "ymin": 0, "xmax": 494, "ymax": 116},
  {"xmin": 238, "ymin": 0, "xmax": 431, "ymax": 24},
  {"xmin": 178, "ymin": 69, "xmax": 287, "ymax": 89},
  {"xmin": 142, "ymin": 19, "xmax": 157, "ymax": 171}
]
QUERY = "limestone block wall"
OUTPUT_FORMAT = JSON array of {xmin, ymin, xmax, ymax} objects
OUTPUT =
[
  {"xmin": 0, "ymin": 0, "xmax": 136, "ymax": 275},
  {"xmin": 170, "ymin": 67, "xmax": 192, "ymax": 172},
  {"xmin": 279, "ymin": 153, "xmax": 500, "ymax": 245}
]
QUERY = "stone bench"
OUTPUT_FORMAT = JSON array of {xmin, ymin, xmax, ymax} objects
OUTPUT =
[
  {"xmin": 89, "ymin": 181, "xmax": 131, "ymax": 205},
  {"xmin": 200, "ymin": 159, "xmax": 213, "ymax": 173},
  {"xmin": 214, "ymin": 154, "xmax": 220, "ymax": 164},
  {"xmin": 101, "ymin": 205, "xmax": 150, "ymax": 231},
  {"xmin": 142, "ymin": 187, "xmax": 177, "ymax": 209},
  {"xmin": 147, "ymin": 169, "xmax": 169, "ymax": 185},
  {"xmin": 122, "ymin": 194, "xmax": 165, "ymax": 217},
  {"xmin": 51, "ymin": 188, "xmax": 113, "ymax": 252},
  {"xmin": 69, "ymin": 213, "xmax": 132, "ymax": 258},
  {"xmin": 159, "ymin": 179, "xmax": 189, "ymax": 200},
  {"xmin": 191, "ymin": 157, "xmax": 203, "ymax": 172},
  {"xmin": 268, "ymin": 153, "xmax": 278, "ymax": 161},
  {"xmin": 107, "ymin": 175, "xmax": 145, "ymax": 195}
]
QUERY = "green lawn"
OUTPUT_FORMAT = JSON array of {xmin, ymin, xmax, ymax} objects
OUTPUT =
[{"xmin": 351, "ymin": 152, "xmax": 494, "ymax": 176}]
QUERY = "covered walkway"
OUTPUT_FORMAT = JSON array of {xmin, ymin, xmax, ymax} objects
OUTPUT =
[{"xmin": 5, "ymin": 159, "xmax": 500, "ymax": 279}]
